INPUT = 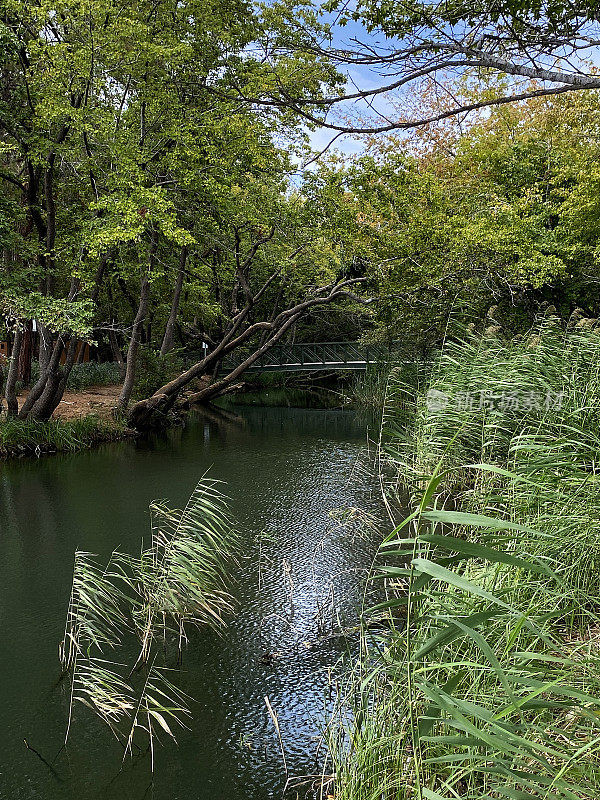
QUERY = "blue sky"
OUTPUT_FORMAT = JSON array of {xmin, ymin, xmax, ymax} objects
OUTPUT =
[
  {"xmin": 298, "ymin": 3, "xmax": 600, "ymax": 163},
  {"xmin": 302, "ymin": 6, "xmax": 401, "ymax": 160}
]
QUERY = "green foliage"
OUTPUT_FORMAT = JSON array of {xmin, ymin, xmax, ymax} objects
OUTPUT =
[
  {"xmin": 132, "ymin": 347, "xmax": 184, "ymax": 400},
  {"xmin": 2, "ymin": 0, "xmax": 600, "ymax": 412},
  {"xmin": 334, "ymin": 0, "xmax": 600, "ymax": 39},
  {"xmin": 334, "ymin": 493, "xmax": 600, "ymax": 799},
  {"xmin": 0, "ymin": 0, "xmax": 349, "ymax": 412},
  {"xmin": 66, "ymin": 362, "xmax": 122, "ymax": 391},
  {"xmin": 1, "ymin": 294, "xmax": 94, "ymax": 339},
  {"xmin": 307, "ymin": 90, "xmax": 600, "ymax": 347}
]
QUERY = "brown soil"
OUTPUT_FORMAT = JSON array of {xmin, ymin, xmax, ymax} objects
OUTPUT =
[
  {"xmin": 52, "ymin": 384, "xmax": 121, "ymax": 420},
  {"xmin": 24, "ymin": 375, "xmax": 221, "ymax": 422}
]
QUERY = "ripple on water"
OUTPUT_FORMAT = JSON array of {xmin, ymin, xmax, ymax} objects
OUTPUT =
[{"xmin": 0, "ymin": 406, "xmax": 384, "ymax": 800}]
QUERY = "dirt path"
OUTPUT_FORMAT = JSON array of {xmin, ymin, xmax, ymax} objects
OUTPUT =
[{"xmin": 52, "ymin": 384, "xmax": 121, "ymax": 420}]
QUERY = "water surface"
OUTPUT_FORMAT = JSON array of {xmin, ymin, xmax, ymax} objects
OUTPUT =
[{"xmin": 0, "ymin": 406, "xmax": 381, "ymax": 800}]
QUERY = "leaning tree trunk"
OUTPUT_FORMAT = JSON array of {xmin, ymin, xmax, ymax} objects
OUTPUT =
[
  {"xmin": 117, "ymin": 238, "xmax": 156, "ymax": 412},
  {"xmin": 29, "ymin": 336, "xmax": 81, "ymax": 420},
  {"xmin": 183, "ymin": 313, "xmax": 301, "ymax": 406},
  {"xmin": 160, "ymin": 245, "xmax": 187, "ymax": 357},
  {"xmin": 18, "ymin": 335, "xmax": 66, "ymax": 420},
  {"xmin": 125, "ymin": 278, "xmax": 366, "ymax": 430},
  {"xmin": 18, "ymin": 278, "xmax": 82, "ymax": 421}
]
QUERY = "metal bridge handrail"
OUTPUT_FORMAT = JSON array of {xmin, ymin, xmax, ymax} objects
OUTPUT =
[{"xmin": 219, "ymin": 340, "xmax": 402, "ymax": 372}]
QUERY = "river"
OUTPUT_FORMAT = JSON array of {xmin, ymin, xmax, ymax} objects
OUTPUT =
[{"xmin": 0, "ymin": 406, "xmax": 382, "ymax": 800}]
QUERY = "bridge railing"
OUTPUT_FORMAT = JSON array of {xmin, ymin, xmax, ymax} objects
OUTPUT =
[{"xmin": 220, "ymin": 341, "xmax": 402, "ymax": 372}]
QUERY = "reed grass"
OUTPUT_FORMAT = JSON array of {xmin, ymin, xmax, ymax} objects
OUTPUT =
[
  {"xmin": 61, "ymin": 478, "xmax": 236, "ymax": 763},
  {"xmin": 386, "ymin": 318, "xmax": 600, "ymax": 492},
  {"xmin": 331, "ymin": 321, "xmax": 600, "ymax": 800},
  {"xmin": 347, "ymin": 361, "xmax": 429, "ymax": 412}
]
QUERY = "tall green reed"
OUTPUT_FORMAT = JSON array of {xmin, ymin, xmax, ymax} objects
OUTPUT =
[{"xmin": 332, "ymin": 322, "xmax": 600, "ymax": 800}]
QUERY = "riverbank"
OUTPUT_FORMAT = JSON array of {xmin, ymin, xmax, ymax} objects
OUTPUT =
[
  {"xmin": 0, "ymin": 414, "xmax": 132, "ymax": 458},
  {"xmin": 0, "ymin": 382, "xmax": 135, "ymax": 459},
  {"xmin": 1, "ymin": 377, "xmax": 337, "ymax": 461},
  {"xmin": 333, "ymin": 321, "xmax": 600, "ymax": 799},
  {"xmin": 0, "ymin": 362, "xmax": 395, "ymax": 461},
  {"xmin": 218, "ymin": 366, "xmax": 404, "ymax": 411},
  {"xmin": 52, "ymin": 383, "xmax": 123, "ymax": 420}
]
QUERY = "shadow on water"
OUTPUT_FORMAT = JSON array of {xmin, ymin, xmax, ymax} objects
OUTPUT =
[{"xmin": 0, "ymin": 406, "xmax": 383, "ymax": 800}]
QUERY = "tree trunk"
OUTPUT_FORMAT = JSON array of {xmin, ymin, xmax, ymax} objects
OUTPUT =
[
  {"xmin": 125, "ymin": 321, "xmax": 269, "ymax": 429},
  {"xmin": 29, "ymin": 364, "xmax": 63, "ymax": 420},
  {"xmin": 75, "ymin": 342, "xmax": 87, "ymax": 365},
  {"xmin": 18, "ymin": 336, "xmax": 65, "ymax": 419},
  {"xmin": 5, "ymin": 326, "xmax": 23, "ymax": 416},
  {"xmin": 76, "ymin": 254, "xmax": 109, "ymax": 364},
  {"xmin": 106, "ymin": 281, "xmax": 126, "ymax": 378},
  {"xmin": 18, "ymin": 278, "xmax": 81, "ymax": 420},
  {"xmin": 126, "ymin": 278, "xmax": 365, "ymax": 430},
  {"xmin": 109, "ymin": 329, "xmax": 126, "ymax": 378},
  {"xmin": 38, "ymin": 324, "xmax": 53, "ymax": 373},
  {"xmin": 184, "ymin": 313, "xmax": 301, "ymax": 405},
  {"xmin": 117, "ymin": 237, "xmax": 156, "ymax": 411},
  {"xmin": 17, "ymin": 320, "xmax": 33, "ymax": 384},
  {"xmin": 33, "ymin": 338, "xmax": 78, "ymax": 420},
  {"xmin": 160, "ymin": 245, "xmax": 187, "ymax": 357}
]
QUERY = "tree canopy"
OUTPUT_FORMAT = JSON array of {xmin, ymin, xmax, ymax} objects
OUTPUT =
[{"xmin": 2, "ymin": 0, "xmax": 600, "ymax": 425}]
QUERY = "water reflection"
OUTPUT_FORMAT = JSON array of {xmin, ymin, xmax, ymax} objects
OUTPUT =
[{"xmin": 0, "ymin": 407, "xmax": 382, "ymax": 800}]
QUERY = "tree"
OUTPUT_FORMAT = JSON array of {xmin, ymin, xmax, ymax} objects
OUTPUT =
[
  {"xmin": 0, "ymin": 0, "xmax": 342, "ymax": 421},
  {"xmin": 241, "ymin": 0, "xmax": 600, "ymax": 136},
  {"xmin": 291, "ymin": 87, "xmax": 600, "ymax": 346},
  {"xmin": 124, "ymin": 180, "xmax": 376, "ymax": 428}
]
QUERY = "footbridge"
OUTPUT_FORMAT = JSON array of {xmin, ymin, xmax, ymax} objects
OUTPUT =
[{"xmin": 220, "ymin": 341, "xmax": 401, "ymax": 374}]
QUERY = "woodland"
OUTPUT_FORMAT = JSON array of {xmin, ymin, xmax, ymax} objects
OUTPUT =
[{"xmin": 1, "ymin": 0, "xmax": 600, "ymax": 430}]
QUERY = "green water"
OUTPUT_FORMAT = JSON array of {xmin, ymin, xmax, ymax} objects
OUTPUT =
[{"xmin": 0, "ymin": 406, "xmax": 381, "ymax": 800}]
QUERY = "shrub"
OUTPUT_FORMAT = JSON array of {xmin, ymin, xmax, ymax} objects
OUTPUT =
[
  {"xmin": 66, "ymin": 361, "xmax": 122, "ymax": 391},
  {"xmin": 132, "ymin": 346, "xmax": 184, "ymax": 400}
]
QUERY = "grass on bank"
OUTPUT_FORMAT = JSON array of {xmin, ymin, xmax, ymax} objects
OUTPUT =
[
  {"xmin": 331, "ymin": 319, "xmax": 600, "ymax": 800},
  {"xmin": 0, "ymin": 415, "xmax": 128, "ymax": 457},
  {"xmin": 220, "ymin": 361, "xmax": 427, "ymax": 410}
]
